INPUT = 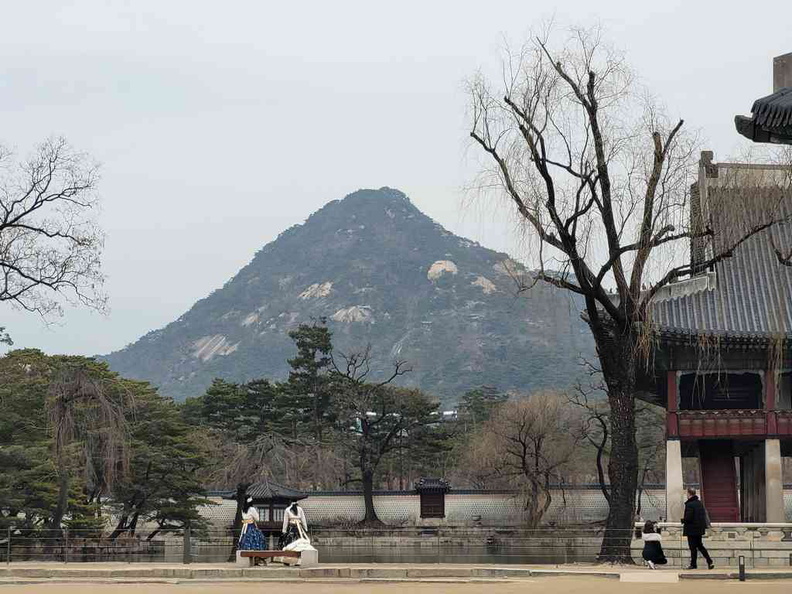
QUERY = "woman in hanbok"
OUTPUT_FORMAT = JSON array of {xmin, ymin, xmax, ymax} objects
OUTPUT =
[
  {"xmin": 281, "ymin": 501, "xmax": 310, "ymax": 548},
  {"xmin": 238, "ymin": 497, "xmax": 267, "ymax": 551},
  {"xmin": 276, "ymin": 501, "xmax": 316, "ymax": 566}
]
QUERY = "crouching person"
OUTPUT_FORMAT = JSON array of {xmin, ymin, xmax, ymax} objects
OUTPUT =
[{"xmin": 642, "ymin": 521, "xmax": 667, "ymax": 569}]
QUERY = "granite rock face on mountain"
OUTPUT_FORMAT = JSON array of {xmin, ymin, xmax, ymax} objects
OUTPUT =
[{"xmin": 103, "ymin": 188, "xmax": 594, "ymax": 404}]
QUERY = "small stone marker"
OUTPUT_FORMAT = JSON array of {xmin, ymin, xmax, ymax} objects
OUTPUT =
[{"xmin": 619, "ymin": 571, "xmax": 680, "ymax": 583}]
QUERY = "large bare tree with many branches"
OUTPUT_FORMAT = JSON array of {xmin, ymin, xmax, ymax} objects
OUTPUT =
[
  {"xmin": 468, "ymin": 26, "xmax": 790, "ymax": 561},
  {"xmin": 0, "ymin": 137, "xmax": 104, "ymax": 337}
]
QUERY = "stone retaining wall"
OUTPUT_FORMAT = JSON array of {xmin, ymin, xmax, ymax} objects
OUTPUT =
[{"xmin": 630, "ymin": 524, "xmax": 792, "ymax": 568}]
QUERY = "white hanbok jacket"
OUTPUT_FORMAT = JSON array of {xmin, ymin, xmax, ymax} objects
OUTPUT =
[
  {"xmin": 282, "ymin": 505, "xmax": 308, "ymax": 534},
  {"xmin": 239, "ymin": 506, "xmax": 259, "ymax": 539}
]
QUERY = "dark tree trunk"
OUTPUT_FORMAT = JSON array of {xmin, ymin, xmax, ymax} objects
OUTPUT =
[
  {"xmin": 49, "ymin": 472, "xmax": 69, "ymax": 533},
  {"xmin": 593, "ymin": 327, "xmax": 639, "ymax": 563},
  {"xmin": 361, "ymin": 469, "xmax": 382, "ymax": 526},
  {"xmin": 128, "ymin": 513, "xmax": 139, "ymax": 536},
  {"xmin": 636, "ymin": 484, "xmax": 644, "ymax": 518},
  {"xmin": 43, "ymin": 471, "xmax": 69, "ymax": 555},
  {"xmin": 592, "ymin": 418, "xmax": 611, "ymax": 506},
  {"xmin": 524, "ymin": 480, "xmax": 552, "ymax": 529},
  {"xmin": 109, "ymin": 514, "xmax": 129, "ymax": 540},
  {"xmin": 227, "ymin": 482, "xmax": 250, "ymax": 561}
]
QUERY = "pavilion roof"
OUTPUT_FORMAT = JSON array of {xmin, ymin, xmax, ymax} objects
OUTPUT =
[
  {"xmin": 751, "ymin": 88, "xmax": 792, "ymax": 131},
  {"xmin": 735, "ymin": 87, "xmax": 792, "ymax": 144}
]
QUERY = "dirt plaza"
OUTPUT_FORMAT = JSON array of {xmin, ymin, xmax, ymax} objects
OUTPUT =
[{"xmin": 2, "ymin": 580, "xmax": 792, "ymax": 594}]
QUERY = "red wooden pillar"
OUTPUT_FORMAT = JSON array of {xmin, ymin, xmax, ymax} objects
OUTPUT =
[
  {"xmin": 666, "ymin": 370, "xmax": 679, "ymax": 438},
  {"xmin": 766, "ymin": 369, "xmax": 778, "ymax": 436}
]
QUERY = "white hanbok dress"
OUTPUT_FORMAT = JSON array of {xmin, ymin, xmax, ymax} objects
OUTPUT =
[{"xmin": 277, "ymin": 504, "xmax": 315, "ymax": 564}]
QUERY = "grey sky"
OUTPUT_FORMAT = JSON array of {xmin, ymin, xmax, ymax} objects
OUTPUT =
[{"xmin": 1, "ymin": 0, "xmax": 789, "ymax": 356}]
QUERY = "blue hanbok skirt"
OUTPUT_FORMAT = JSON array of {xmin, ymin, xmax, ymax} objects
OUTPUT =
[{"xmin": 238, "ymin": 523, "xmax": 267, "ymax": 550}]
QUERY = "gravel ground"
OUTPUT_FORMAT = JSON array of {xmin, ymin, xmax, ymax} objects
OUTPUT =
[{"xmin": 2, "ymin": 580, "xmax": 791, "ymax": 594}]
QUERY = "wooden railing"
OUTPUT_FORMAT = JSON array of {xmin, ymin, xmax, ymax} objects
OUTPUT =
[{"xmin": 667, "ymin": 409, "xmax": 792, "ymax": 438}]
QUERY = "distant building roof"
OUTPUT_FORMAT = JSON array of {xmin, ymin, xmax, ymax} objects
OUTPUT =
[
  {"xmin": 415, "ymin": 477, "xmax": 451, "ymax": 493},
  {"xmin": 221, "ymin": 479, "xmax": 307, "ymax": 502}
]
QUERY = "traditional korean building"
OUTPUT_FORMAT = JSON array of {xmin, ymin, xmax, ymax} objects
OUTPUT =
[
  {"xmin": 643, "ymin": 150, "xmax": 791, "ymax": 524},
  {"xmin": 223, "ymin": 480, "xmax": 307, "ymax": 533},
  {"xmin": 634, "ymin": 51, "xmax": 792, "ymax": 526}
]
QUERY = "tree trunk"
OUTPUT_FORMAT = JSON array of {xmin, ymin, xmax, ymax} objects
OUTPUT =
[
  {"xmin": 636, "ymin": 484, "xmax": 644, "ymax": 518},
  {"xmin": 128, "ymin": 513, "xmax": 139, "ymax": 536},
  {"xmin": 109, "ymin": 514, "xmax": 129, "ymax": 540},
  {"xmin": 594, "ymin": 328, "xmax": 639, "ymax": 563},
  {"xmin": 43, "ymin": 471, "xmax": 69, "ymax": 555},
  {"xmin": 525, "ymin": 481, "xmax": 540, "ymax": 528},
  {"xmin": 540, "ymin": 479, "xmax": 553, "ymax": 522},
  {"xmin": 592, "ymin": 420, "xmax": 611, "ymax": 506},
  {"xmin": 227, "ymin": 482, "xmax": 250, "ymax": 561},
  {"xmin": 313, "ymin": 390, "xmax": 320, "ymax": 442},
  {"xmin": 361, "ymin": 469, "xmax": 382, "ymax": 526},
  {"xmin": 50, "ymin": 471, "xmax": 69, "ymax": 532}
]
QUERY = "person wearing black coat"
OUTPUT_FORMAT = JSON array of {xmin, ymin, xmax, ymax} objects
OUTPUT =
[{"xmin": 682, "ymin": 488, "xmax": 714, "ymax": 569}]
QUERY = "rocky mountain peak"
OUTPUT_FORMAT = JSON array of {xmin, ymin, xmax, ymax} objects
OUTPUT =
[{"xmin": 103, "ymin": 188, "xmax": 593, "ymax": 403}]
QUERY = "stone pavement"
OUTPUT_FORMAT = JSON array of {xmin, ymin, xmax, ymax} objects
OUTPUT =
[{"xmin": 1, "ymin": 562, "xmax": 791, "ymax": 584}]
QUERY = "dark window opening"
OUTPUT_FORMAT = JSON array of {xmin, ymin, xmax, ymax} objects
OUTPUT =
[{"xmin": 679, "ymin": 372, "xmax": 762, "ymax": 410}]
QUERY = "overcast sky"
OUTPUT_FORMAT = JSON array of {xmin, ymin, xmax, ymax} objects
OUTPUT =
[{"xmin": 1, "ymin": 0, "xmax": 789, "ymax": 356}]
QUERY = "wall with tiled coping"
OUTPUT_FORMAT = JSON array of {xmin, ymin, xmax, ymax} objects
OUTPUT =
[{"xmin": 198, "ymin": 489, "xmax": 792, "ymax": 529}]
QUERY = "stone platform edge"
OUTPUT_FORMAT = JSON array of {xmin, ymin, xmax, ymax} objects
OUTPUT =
[{"xmin": 0, "ymin": 565, "xmax": 791, "ymax": 582}]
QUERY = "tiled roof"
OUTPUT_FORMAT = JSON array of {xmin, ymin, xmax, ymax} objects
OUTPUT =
[
  {"xmin": 751, "ymin": 88, "xmax": 792, "ymax": 133},
  {"xmin": 651, "ymin": 185, "xmax": 791, "ymax": 340},
  {"xmin": 221, "ymin": 479, "xmax": 307, "ymax": 501},
  {"xmin": 735, "ymin": 88, "xmax": 792, "ymax": 143},
  {"xmin": 414, "ymin": 477, "xmax": 451, "ymax": 493}
]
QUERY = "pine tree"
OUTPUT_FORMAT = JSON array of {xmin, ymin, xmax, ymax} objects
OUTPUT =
[{"xmin": 281, "ymin": 318, "xmax": 334, "ymax": 441}]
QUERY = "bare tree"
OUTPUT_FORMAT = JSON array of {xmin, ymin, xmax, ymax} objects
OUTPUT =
[
  {"xmin": 468, "ymin": 25, "xmax": 790, "ymax": 560},
  {"xmin": 0, "ymin": 138, "xmax": 105, "ymax": 333},
  {"xmin": 332, "ymin": 347, "xmax": 438, "ymax": 525},
  {"xmin": 569, "ymin": 376, "xmax": 610, "ymax": 505},
  {"xmin": 464, "ymin": 392, "xmax": 582, "ymax": 528}
]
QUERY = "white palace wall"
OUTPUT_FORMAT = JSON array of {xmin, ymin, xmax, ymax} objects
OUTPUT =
[{"xmin": 200, "ymin": 488, "xmax": 792, "ymax": 529}]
